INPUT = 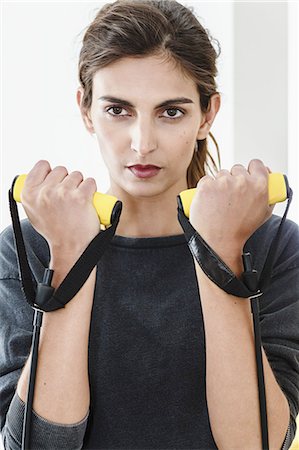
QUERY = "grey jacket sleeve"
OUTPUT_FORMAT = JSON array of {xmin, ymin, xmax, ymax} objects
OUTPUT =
[
  {"xmin": 245, "ymin": 215, "xmax": 299, "ymax": 448},
  {"xmin": 0, "ymin": 222, "xmax": 89, "ymax": 449},
  {"xmin": 2, "ymin": 393, "xmax": 88, "ymax": 450}
]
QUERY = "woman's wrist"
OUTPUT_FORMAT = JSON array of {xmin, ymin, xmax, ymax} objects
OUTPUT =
[
  {"xmin": 205, "ymin": 239, "xmax": 245, "ymax": 277},
  {"xmin": 49, "ymin": 249, "xmax": 86, "ymax": 288}
]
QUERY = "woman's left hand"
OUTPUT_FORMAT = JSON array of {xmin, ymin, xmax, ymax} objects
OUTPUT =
[{"xmin": 189, "ymin": 159, "xmax": 274, "ymax": 263}]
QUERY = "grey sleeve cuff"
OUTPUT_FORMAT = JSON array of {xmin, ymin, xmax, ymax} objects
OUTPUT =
[
  {"xmin": 280, "ymin": 417, "xmax": 297, "ymax": 450},
  {"xmin": 2, "ymin": 392, "xmax": 89, "ymax": 450}
]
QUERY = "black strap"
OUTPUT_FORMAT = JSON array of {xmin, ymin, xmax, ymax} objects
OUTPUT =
[
  {"xmin": 177, "ymin": 194, "xmax": 293, "ymax": 450},
  {"xmin": 177, "ymin": 206, "xmax": 258, "ymax": 297},
  {"xmin": 9, "ymin": 188, "xmax": 36, "ymax": 307},
  {"xmin": 8, "ymin": 182, "xmax": 122, "ymax": 312},
  {"xmin": 177, "ymin": 190, "xmax": 293, "ymax": 298},
  {"xmin": 37, "ymin": 204, "xmax": 122, "ymax": 311},
  {"xmin": 258, "ymin": 187, "xmax": 293, "ymax": 292}
]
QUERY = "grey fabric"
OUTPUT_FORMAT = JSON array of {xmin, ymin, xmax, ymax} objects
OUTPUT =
[
  {"xmin": 2, "ymin": 393, "xmax": 88, "ymax": 450},
  {"xmin": 0, "ymin": 214, "xmax": 298, "ymax": 449}
]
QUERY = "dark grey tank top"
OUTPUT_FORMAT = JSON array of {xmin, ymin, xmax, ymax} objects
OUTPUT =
[{"xmin": 84, "ymin": 233, "xmax": 217, "ymax": 448}]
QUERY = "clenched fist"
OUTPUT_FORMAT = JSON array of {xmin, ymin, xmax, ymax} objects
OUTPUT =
[{"xmin": 21, "ymin": 160, "xmax": 100, "ymax": 257}]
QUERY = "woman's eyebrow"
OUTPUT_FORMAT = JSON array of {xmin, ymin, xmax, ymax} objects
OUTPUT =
[{"xmin": 98, "ymin": 96, "xmax": 194, "ymax": 108}]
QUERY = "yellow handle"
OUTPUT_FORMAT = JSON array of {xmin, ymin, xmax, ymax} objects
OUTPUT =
[
  {"xmin": 13, "ymin": 172, "xmax": 289, "ymax": 225},
  {"xmin": 13, "ymin": 174, "xmax": 118, "ymax": 227},
  {"xmin": 178, "ymin": 173, "xmax": 289, "ymax": 219}
]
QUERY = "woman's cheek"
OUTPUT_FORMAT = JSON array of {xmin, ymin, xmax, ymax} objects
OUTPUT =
[
  {"xmin": 94, "ymin": 126, "xmax": 118, "ymax": 155},
  {"xmin": 178, "ymin": 136, "xmax": 194, "ymax": 158}
]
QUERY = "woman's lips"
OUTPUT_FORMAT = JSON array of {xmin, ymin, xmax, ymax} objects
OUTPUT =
[{"xmin": 128, "ymin": 165, "xmax": 161, "ymax": 179}]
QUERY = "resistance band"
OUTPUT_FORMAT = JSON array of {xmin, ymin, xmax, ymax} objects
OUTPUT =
[
  {"xmin": 9, "ymin": 172, "xmax": 292, "ymax": 450},
  {"xmin": 9, "ymin": 177, "xmax": 122, "ymax": 450},
  {"xmin": 177, "ymin": 175, "xmax": 293, "ymax": 450}
]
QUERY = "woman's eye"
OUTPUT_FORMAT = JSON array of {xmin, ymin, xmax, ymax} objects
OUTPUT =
[
  {"xmin": 106, "ymin": 106, "xmax": 129, "ymax": 116},
  {"xmin": 162, "ymin": 108, "xmax": 184, "ymax": 119},
  {"xmin": 105, "ymin": 106, "xmax": 184, "ymax": 119}
]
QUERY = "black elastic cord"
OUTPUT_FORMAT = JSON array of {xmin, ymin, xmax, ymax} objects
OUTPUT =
[
  {"xmin": 243, "ymin": 253, "xmax": 269, "ymax": 450},
  {"xmin": 22, "ymin": 309, "xmax": 43, "ymax": 450},
  {"xmin": 258, "ymin": 188, "xmax": 293, "ymax": 292},
  {"xmin": 9, "ymin": 179, "xmax": 123, "ymax": 450},
  {"xmin": 22, "ymin": 269, "xmax": 53, "ymax": 450},
  {"xmin": 9, "ymin": 187, "xmax": 36, "ymax": 306},
  {"xmin": 177, "ymin": 191, "xmax": 293, "ymax": 450},
  {"xmin": 251, "ymin": 297, "xmax": 269, "ymax": 450},
  {"xmin": 177, "ymin": 206, "xmax": 256, "ymax": 298},
  {"xmin": 44, "ymin": 201, "xmax": 122, "ymax": 311},
  {"xmin": 9, "ymin": 178, "xmax": 122, "ymax": 312},
  {"xmin": 177, "ymin": 191, "xmax": 293, "ymax": 299}
]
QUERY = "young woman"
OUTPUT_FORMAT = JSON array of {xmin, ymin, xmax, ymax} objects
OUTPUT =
[{"xmin": 1, "ymin": 1, "xmax": 298, "ymax": 449}]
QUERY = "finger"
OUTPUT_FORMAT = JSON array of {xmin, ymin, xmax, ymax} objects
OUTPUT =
[
  {"xmin": 197, "ymin": 174, "xmax": 214, "ymax": 186},
  {"xmin": 230, "ymin": 164, "xmax": 248, "ymax": 176},
  {"xmin": 215, "ymin": 169, "xmax": 231, "ymax": 178},
  {"xmin": 26, "ymin": 160, "xmax": 52, "ymax": 187},
  {"xmin": 247, "ymin": 159, "xmax": 268, "ymax": 176},
  {"xmin": 44, "ymin": 166, "xmax": 69, "ymax": 185},
  {"xmin": 78, "ymin": 177, "xmax": 97, "ymax": 196},
  {"xmin": 61, "ymin": 171, "xmax": 84, "ymax": 188},
  {"xmin": 247, "ymin": 160, "xmax": 269, "ymax": 198}
]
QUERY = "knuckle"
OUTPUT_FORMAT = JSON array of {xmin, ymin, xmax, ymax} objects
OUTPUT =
[
  {"xmin": 73, "ymin": 187, "xmax": 91, "ymax": 207},
  {"xmin": 59, "ymin": 183, "xmax": 75, "ymax": 198},
  {"xmin": 20, "ymin": 188, "xmax": 30, "ymax": 204},
  {"xmin": 235, "ymin": 174, "xmax": 248, "ymax": 193},
  {"xmin": 52, "ymin": 165, "xmax": 68, "ymax": 175},
  {"xmin": 235, "ymin": 173, "xmax": 246, "ymax": 183},
  {"xmin": 249, "ymin": 174, "xmax": 268, "ymax": 200},
  {"xmin": 35, "ymin": 159, "xmax": 49, "ymax": 168},
  {"xmin": 216, "ymin": 169, "xmax": 230, "ymax": 177},
  {"xmin": 218, "ymin": 175, "xmax": 230, "ymax": 188},
  {"xmin": 231, "ymin": 164, "xmax": 245, "ymax": 171},
  {"xmin": 27, "ymin": 161, "xmax": 50, "ymax": 180},
  {"xmin": 249, "ymin": 158, "xmax": 265, "ymax": 171},
  {"xmin": 85, "ymin": 177, "xmax": 96, "ymax": 185},
  {"xmin": 251, "ymin": 158, "xmax": 263, "ymax": 165},
  {"xmin": 256, "ymin": 177, "xmax": 268, "ymax": 194},
  {"xmin": 70, "ymin": 171, "xmax": 83, "ymax": 178},
  {"xmin": 197, "ymin": 175, "xmax": 214, "ymax": 193},
  {"xmin": 76, "ymin": 192, "xmax": 88, "ymax": 206},
  {"xmin": 198, "ymin": 174, "xmax": 213, "ymax": 184},
  {"xmin": 38, "ymin": 185, "xmax": 52, "ymax": 206}
]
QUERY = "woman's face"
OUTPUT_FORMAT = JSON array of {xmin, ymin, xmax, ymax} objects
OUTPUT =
[{"xmin": 80, "ymin": 54, "xmax": 214, "ymax": 199}]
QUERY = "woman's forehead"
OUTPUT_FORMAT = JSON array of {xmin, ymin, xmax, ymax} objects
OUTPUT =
[{"xmin": 92, "ymin": 55, "xmax": 199, "ymax": 103}]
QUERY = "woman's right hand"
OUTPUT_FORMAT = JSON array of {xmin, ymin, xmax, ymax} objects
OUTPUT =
[{"xmin": 21, "ymin": 160, "xmax": 100, "ymax": 257}]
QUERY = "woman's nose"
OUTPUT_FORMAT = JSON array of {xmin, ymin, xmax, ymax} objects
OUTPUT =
[{"xmin": 130, "ymin": 117, "xmax": 157, "ymax": 156}]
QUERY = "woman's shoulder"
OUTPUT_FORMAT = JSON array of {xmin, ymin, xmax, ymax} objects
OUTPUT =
[
  {"xmin": 245, "ymin": 213, "xmax": 299, "ymax": 275},
  {"xmin": 252, "ymin": 213, "xmax": 299, "ymax": 247},
  {"xmin": 0, "ymin": 219, "xmax": 50, "ymax": 279}
]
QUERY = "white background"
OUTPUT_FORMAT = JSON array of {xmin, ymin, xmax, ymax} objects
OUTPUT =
[
  {"xmin": 1, "ymin": 1, "xmax": 235, "ymax": 231},
  {"xmin": 2, "ymin": 1, "xmax": 298, "ymax": 233}
]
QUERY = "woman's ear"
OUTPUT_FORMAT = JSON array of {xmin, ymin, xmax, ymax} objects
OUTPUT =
[
  {"xmin": 76, "ymin": 87, "xmax": 95, "ymax": 134},
  {"xmin": 196, "ymin": 93, "xmax": 221, "ymax": 140}
]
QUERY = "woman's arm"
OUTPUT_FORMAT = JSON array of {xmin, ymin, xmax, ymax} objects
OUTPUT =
[
  {"xmin": 0, "ymin": 222, "xmax": 96, "ymax": 449},
  {"xmin": 188, "ymin": 159, "xmax": 298, "ymax": 449},
  {"xmin": 195, "ymin": 255, "xmax": 290, "ymax": 450},
  {"xmin": 13, "ymin": 160, "xmax": 101, "ymax": 426},
  {"xmin": 1, "ymin": 160, "xmax": 101, "ymax": 448},
  {"xmin": 17, "ymin": 253, "xmax": 96, "ymax": 425}
]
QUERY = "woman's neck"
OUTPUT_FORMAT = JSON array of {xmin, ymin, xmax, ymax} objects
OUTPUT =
[{"xmin": 106, "ymin": 185, "xmax": 186, "ymax": 238}]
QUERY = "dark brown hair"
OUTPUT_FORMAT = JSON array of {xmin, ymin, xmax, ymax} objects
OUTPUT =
[{"xmin": 79, "ymin": 0, "xmax": 221, "ymax": 187}]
